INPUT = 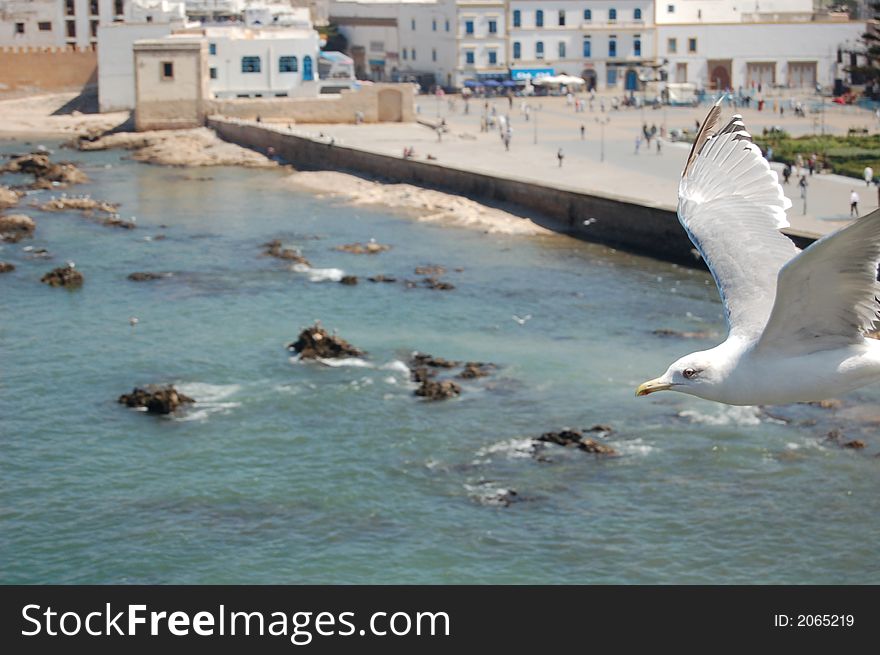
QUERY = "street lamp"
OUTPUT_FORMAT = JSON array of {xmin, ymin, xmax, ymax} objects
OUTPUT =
[{"xmin": 596, "ymin": 116, "xmax": 610, "ymax": 162}]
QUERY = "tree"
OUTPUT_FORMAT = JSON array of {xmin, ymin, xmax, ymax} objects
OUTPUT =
[
  {"xmin": 319, "ymin": 23, "xmax": 348, "ymax": 53},
  {"xmin": 848, "ymin": 2, "xmax": 880, "ymax": 96}
]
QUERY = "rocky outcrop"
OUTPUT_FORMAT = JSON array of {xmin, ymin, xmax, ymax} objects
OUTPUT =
[
  {"xmin": 414, "ymin": 265, "xmax": 446, "ymax": 276},
  {"xmin": 0, "ymin": 262, "xmax": 14, "ymax": 273},
  {"xmin": 339, "ymin": 275, "xmax": 358, "ymax": 285},
  {"xmin": 262, "ymin": 239, "xmax": 310, "ymax": 266},
  {"xmin": 37, "ymin": 196, "xmax": 119, "ymax": 215},
  {"xmin": 118, "ymin": 385, "xmax": 195, "ymax": 415},
  {"xmin": 40, "ymin": 264, "xmax": 83, "ymax": 288},
  {"xmin": 368, "ymin": 275, "xmax": 397, "ymax": 283},
  {"xmin": 536, "ymin": 428, "xmax": 617, "ymax": 455},
  {"xmin": 414, "ymin": 378, "xmax": 461, "ymax": 400},
  {"xmin": 825, "ymin": 429, "xmax": 867, "ymax": 450},
  {"xmin": 0, "ymin": 185, "xmax": 21, "ymax": 209},
  {"xmin": 335, "ymin": 241, "xmax": 391, "ymax": 255},
  {"xmin": 458, "ymin": 362, "xmax": 494, "ymax": 379},
  {"xmin": 409, "ymin": 352, "xmax": 459, "ymax": 369},
  {"xmin": 1, "ymin": 153, "xmax": 87, "ymax": 188},
  {"xmin": 127, "ymin": 272, "xmax": 170, "ymax": 282},
  {"xmin": 406, "ymin": 277, "xmax": 455, "ymax": 291},
  {"xmin": 0, "ymin": 213, "xmax": 36, "ymax": 243},
  {"xmin": 287, "ymin": 323, "xmax": 365, "ymax": 359}
]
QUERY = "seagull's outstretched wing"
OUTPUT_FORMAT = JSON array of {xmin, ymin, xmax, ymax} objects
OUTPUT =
[
  {"xmin": 756, "ymin": 209, "xmax": 880, "ymax": 355},
  {"xmin": 679, "ymin": 102, "xmax": 799, "ymax": 339}
]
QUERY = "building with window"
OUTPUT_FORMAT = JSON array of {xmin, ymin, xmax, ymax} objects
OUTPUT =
[
  {"xmin": 0, "ymin": 0, "xmax": 134, "ymax": 49},
  {"xmin": 456, "ymin": 0, "xmax": 505, "ymax": 85},
  {"xmin": 508, "ymin": 1, "xmax": 655, "ymax": 91}
]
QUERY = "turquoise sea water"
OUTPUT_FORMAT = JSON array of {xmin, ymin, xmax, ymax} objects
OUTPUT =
[{"xmin": 1, "ymin": 140, "xmax": 879, "ymax": 584}]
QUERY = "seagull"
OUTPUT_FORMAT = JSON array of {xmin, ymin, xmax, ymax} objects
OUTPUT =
[
  {"xmin": 129, "ymin": 316, "xmax": 139, "ymax": 328},
  {"xmin": 512, "ymin": 314, "xmax": 532, "ymax": 325},
  {"xmin": 636, "ymin": 99, "xmax": 880, "ymax": 405}
]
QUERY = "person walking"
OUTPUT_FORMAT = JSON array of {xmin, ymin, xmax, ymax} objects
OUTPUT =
[
  {"xmin": 798, "ymin": 175, "xmax": 807, "ymax": 198},
  {"xmin": 656, "ymin": 139, "xmax": 662, "ymax": 155},
  {"xmin": 782, "ymin": 163, "xmax": 791, "ymax": 184},
  {"xmin": 557, "ymin": 148, "xmax": 564, "ymax": 167},
  {"xmin": 580, "ymin": 124, "xmax": 585, "ymax": 140},
  {"xmin": 635, "ymin": 134, "xmax": 642, "ymax": 155},
  {"xmin": 865, "ymin": 166, "xmax": 874, "ymax": 187},
  {"xmin": 850, "ymin": 189, "xmax": 860, "ymax": 217}
]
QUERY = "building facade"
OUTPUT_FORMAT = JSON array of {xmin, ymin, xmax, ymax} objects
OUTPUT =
[{"xmin": 0, "ymin": 0, "xmax": 129, "ymax": 49}]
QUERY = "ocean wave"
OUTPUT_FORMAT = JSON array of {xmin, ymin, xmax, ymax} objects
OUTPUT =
[
  {"xmin": 475, "ymin": 438, "xmax": 536, "ymax": 460},
  {"xmin": 614, "ymin": 438, "xmax": 655, "ymax": 456},
  {"xmin": 173, "ymin": 382, "xmax": 242, "ymax": 422},
  {"xmin": 678, "ymin": 405, "xmax": 763, "ymax": 427},
  {"xmin": 290, "ymin": 263, "xmax": 345, "ymax": 283}
]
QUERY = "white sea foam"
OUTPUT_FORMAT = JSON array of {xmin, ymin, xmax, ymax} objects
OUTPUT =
[
  {"xmin": 614, "ymin": 438, "xmax": 655, "ymax": 456},
  {"xmin": 475, "ymin": 438, "xmax": 536, "ymax": 460},
  {"xmin": 380, "ymin": 360, "xmax": 410, "ymax": 375},
  {"xmin": 317, "ymin": 357, "xmax": 372, "ymax": 368},
  {"xmin": 290, "ymin": 262, "xmax": 345, "ymax": 283},
  {"xmin": 678, "ymin": 405, "xmax": 763, "ymax": 427},
  {"xmin": 173, "ymin": 382, "xmax": 242, "ymax": 421}
]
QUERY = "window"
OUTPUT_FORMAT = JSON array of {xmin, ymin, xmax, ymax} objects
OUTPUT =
[
  {"xmin": 66, "ymin": 0, "xmax": 74, "ymax": 16},
  {"xmin": 667, "ymin": 38, "xmax": 677, "ymax": 54},
  {"xmin": 583, "ymin": 38, "xmax": 591, "ymax": 58},
  {"xmin": 432, "ymin": 48, "xmax": 437, "ymax": 62},
  {"xmin": 115, "ymin": 0, "xmax": 124, "ymax": 15},
  {"xmin": 241, "ymin": 56, "xmax": 261, "ymax": 73},
  {"xmin": 465, "ymin": 50, "xmax": 474, "ymax": 64},
  {"xmin": 66, "ymin": 20, "xmax": 75, "ymax": 38},
  {"xmin": 445, "ymin": 20, "xmax": 449, "ymax": 32},
  {"xmin": 634, "ymin": 8, "xmax": 642, "ymax": 20},
  {"xmin": 38, "ymin": 22, "xmax": 51, "ymax": 31},
  {"xmin": 513, "ymin": 10, "xmax": 521, "ymax": 27},
  {"xmin": 536, "ymin": 41, "xmax": 544, "ymax": 59},
  {"xmin": 513, "ymin": 41, "xmax": 521, "ymax": 59},
  {"xmin": 634, "ymin": 38, "xmax": 641, "ymax": 57},
  {"xmin": 609, "ymin": 8, "xmax": 617, "ymax": 22},
  {"xmin": 536, "ymin": 10, "xmax": 543, "ymax": 27},
  {"xmin": 402, "ymin": 49, "xmax": 408, "ymax": 60},
  {"xmin": 667, "ymin": 4, "xmax": 675, "ymax": 12},
  {"xmin": 688, "ymin": 38, "xmax": 697, "ymax": 53},
  {"xmin": 209, "ymin": 42, "xmax": 216, "ymax": 55},
  {"xmin": 146, "ymin": 15, "xmax": 152, "ymax": 22},
  {"xmin": 607, "ymin": 68, "xmax": 617, "ymax": 85},
  {"xmin": 14, "ymin": 22, "xmax": 24, "ymax": 34},
  {"xmin": 432, "ymin": 19, "xmax": 436, "ymax": 31},
  {"xmin": 559, "ymin": 10, "xmax": 565, "ymax": 26},
  {"xmin": 90, "ymin": 20, "xmax": 97, "ymax": 38},
  {"xmin": 161, "ymin": 61, "xmax": 173, "ymax": 80},
  {"xmin": 411, "ymin": 19, "xmax": 415, "ymax": 30},
  {"xmin": 489, "ymin": 19, "xmax": 497, "ymax": 34},
  {"xmin": 411, "ymin": 48, "xmax": 416, "ymax": 60},
  {"xmin": 279, "ymin": 56, "xmax": 298, "ymax": 72},
  {"xmin": 369, "ymin": 41, "xmax": 383, "ymax": 53},
  {"xmin": 209, "ymin": 67, "xmax": 217, "ymax": 79},
  {"xmin": 465, "ymin": 20, "xmax": 474, "ymax": 35},
  {"xmin": 489, "ymin": 50, "xmax": 497, "ymax": 65},
  {"xmin": 558, "ymin": 41, "xmax": 566, "ymax": 58},
  {"xmin": 583, "ymin": 9, "xmax": 592, "ymax": 21},
  {"xmin": 608, "ymin": 37, "xmax": 616, "ymax": 57},
  {"xmin": 90, "ymin": 0, "xmax": 98, "ymax": 15},
  {"xmin": 303, "ymin": 55, "xmax": 313, "ymax": 80}
]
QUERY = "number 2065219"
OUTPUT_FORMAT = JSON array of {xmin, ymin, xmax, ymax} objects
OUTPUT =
[{"xmin": 774, "ymin": 614, "xmax": 854, "ymax": 628}]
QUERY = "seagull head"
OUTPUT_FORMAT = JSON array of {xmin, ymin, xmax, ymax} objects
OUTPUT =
[{"xmin": 636, "ymin": 351, "xmax": 721, "ymax": 399}]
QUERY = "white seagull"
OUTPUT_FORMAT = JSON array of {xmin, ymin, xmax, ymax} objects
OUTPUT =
[{"xmin": 636, "ymin": 100, "xmax": 880, "ymax": 405}]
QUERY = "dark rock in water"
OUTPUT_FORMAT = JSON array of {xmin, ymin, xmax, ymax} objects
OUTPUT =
[
  {"xmin": 101, "ymin": 216, "xmax": 136, "ymax": 229},
  {"xmin": 153, "ymin": 234, "xmax": 167, "ymax": 241},
  {"xmin": 0, "ymin": 261, "xmax": 14, "ymax": 273},
  {"xmin": 409, "ymin": 352, "xmax": 459, "ymax": 369},
  {"xmin": 368, "ymin": 275, "xmax": 397, "ymax": 283},
  {"xmin": 287, "ymin": 323, "xmax": 365, "ymax": 359},
  {"xmin": 118, "ymin": 385, "xmax": 195, "ymax": 415},
  {"xmin": 415, "ymin": 265, "xmax": 446, "ymax": 276},
  {"xmin": 127, "ymin": 272, "xmax": 168, "ymax": 282},
  {"xmin": 24, "ymin": 247, "xmax": 51, "ymax": 259},
  {"xmin": 335, "ymin": 241, "xmax": 390, "ymax": 255},
  {"xmin": 652, "ymin": 328, "xmax": 716, "ymax": 339},
  {"xmin": 586, "ymin": 424, "xmax": 614, "ymax": 434},
  {"xmin": 537, "ymin": 429, "xmax": 617, "ymax": 455},
  {"xmin": 339, "ymin": 275, "xmax": 358, "ymax": 285},
  {"xmin": 808, "ymin": 399, "xmax": 843, "ymax": 410},
  {"xmin": 414, "ymin": 378, "xmax": 461, "ymax": 400},
  {"xmin": 41, "ymin": 264, "xmax": 83, "ymax": 288},
  {"xmin": 843, "ymin": 439, "xmax": 866, "ymax": 450},
  {"xmin": 262, "ymin": 239, "xmax": 310, "ymax": 266},
  {"xmin": 0, "ymin": 213, "xmax": 36, "ymax": 243},
  {"xmin": 421, "ymin": 276, "xmax": 455, "ymax": 291},
  {"xmin": 410, "ymin": 366, "xmax": 435, "ymax": 383},
  {"xmin": 458, "ymin": 362, "xmax": 494, "ymax": 379}
]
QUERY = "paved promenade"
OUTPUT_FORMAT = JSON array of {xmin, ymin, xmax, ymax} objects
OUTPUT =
[{"xmin": 280, "ymin": 92, "xmax": 880, "ymax": 239}]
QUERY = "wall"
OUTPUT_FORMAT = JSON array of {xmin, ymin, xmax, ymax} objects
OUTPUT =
[
  {"xmin": 0, "ymin": 46, "xmax": 97, "ymax": 94},
  {"xmin": 206, "ymin": 82, "xmax": 415, "ymax": 123},
  {"xmin": 134, "ymin": 40, "xmax": 206, "ymax": 130},
  {"xmin": 654, "ymin": 0, "xmax": 813, "ymax": 24}
]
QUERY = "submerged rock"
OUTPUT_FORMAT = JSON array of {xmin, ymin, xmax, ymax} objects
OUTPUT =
[
  {"xmin": 807, "ymin": 399, "xmax": 843, "ymax": 410},
  {"xmin": 262, "ymin": 239, "xmax": 310, "ymax": 266},
  {"xmin": 415, "ymin": 265, "xmax": 446, "ymax": 276},
  {"xmin": 414, "ymin": 378, "xmax": 461, "ymax": 400},
  {"xmin": 458, "ymin": 362, "xmax": 494, "ymax": 379},
  {"xmin": 1, "ymin": 153, "xmax": 87, "ymax": 187},
  {"xmin": 536, "ymin": 428, "xmax": 617, "ymax": 456},
  {"xmin": 421, "ymin": 276, "xmax": 455, "ymax": 291},
  {"xmin": 826, "ymin": 429, "xmax": 867, "ymax": 450},
  {"xmin": 0, "ymin": 262, "xmax": 14, "ymax": 273},
  {"xmin": 652, "ymin": 328, "xmax": 716, "ymax": 339},
  {"xmin": 0, "ymin": 213, "xmax": 36, "ymax": 242},
  {"xmin": 127, "ymin": 271, "xmax": 169, "ymax": 282},
  {"xmin": 335, "ymin": 241, "xmax": 391, "ymax": 255},
  {"xmin": 40, "ymin": 264, "xmax": 83, "ymax": 288},
  {"xmin": 409, "ymin": 352, "xmax": 459, "ymax": 369},
  {"xmin": 118, "ymin": 385, "xmax": 195, "ymax": 415},
  {"xmin": 37, "ymin": 196, "xmax": 119, "ymax": 215},
  {"xmin": 287, "ymin": 323, "xmax": 365, "ymax": 360},
  {"xmin": 368, "ymin": 274, "xmax": 397, "ymax": 283},
  {"xmin": 339, "ymin": 275, "xmax": 358, "ymax": 285}
]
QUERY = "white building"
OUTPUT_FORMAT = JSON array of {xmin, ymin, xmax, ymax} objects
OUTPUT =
[
  {"xmin": 455, "ymin": 0, "xmax": 506, "ymax": 86},
  {"xmin": 0, "ymin": 0, "xmax": 129, "ymax": 49},
  {"xmin": 508, "ymin": 1, "xmax": 655, "ymax": 91},
  {"xmin": 655, "ymin": 0, "xmax": 863, "ymax": 90}
]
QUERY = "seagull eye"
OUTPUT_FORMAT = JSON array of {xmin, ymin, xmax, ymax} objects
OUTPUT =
[{"xmin": 683, "ymin": 368, "xmax": 698, "ymax": 379}]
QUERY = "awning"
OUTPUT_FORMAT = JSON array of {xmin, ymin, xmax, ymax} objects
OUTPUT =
[{"xmin": 510, "ymin": 67, "xmax": 554, "ymax": 81}]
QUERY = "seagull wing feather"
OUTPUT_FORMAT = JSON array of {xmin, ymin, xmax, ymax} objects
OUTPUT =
[
  {"xmin": 756, "ymin": 208, "xmax": 880, "ymax": 354},
  {"xmin": 678, "ymin": 103, "xmax": 799, "ymax": 339}
]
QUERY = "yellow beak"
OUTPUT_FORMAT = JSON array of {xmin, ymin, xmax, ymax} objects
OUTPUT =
[{"xmin": 635, "ymin": 378, "xmax": 672, "ymax": 397}]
